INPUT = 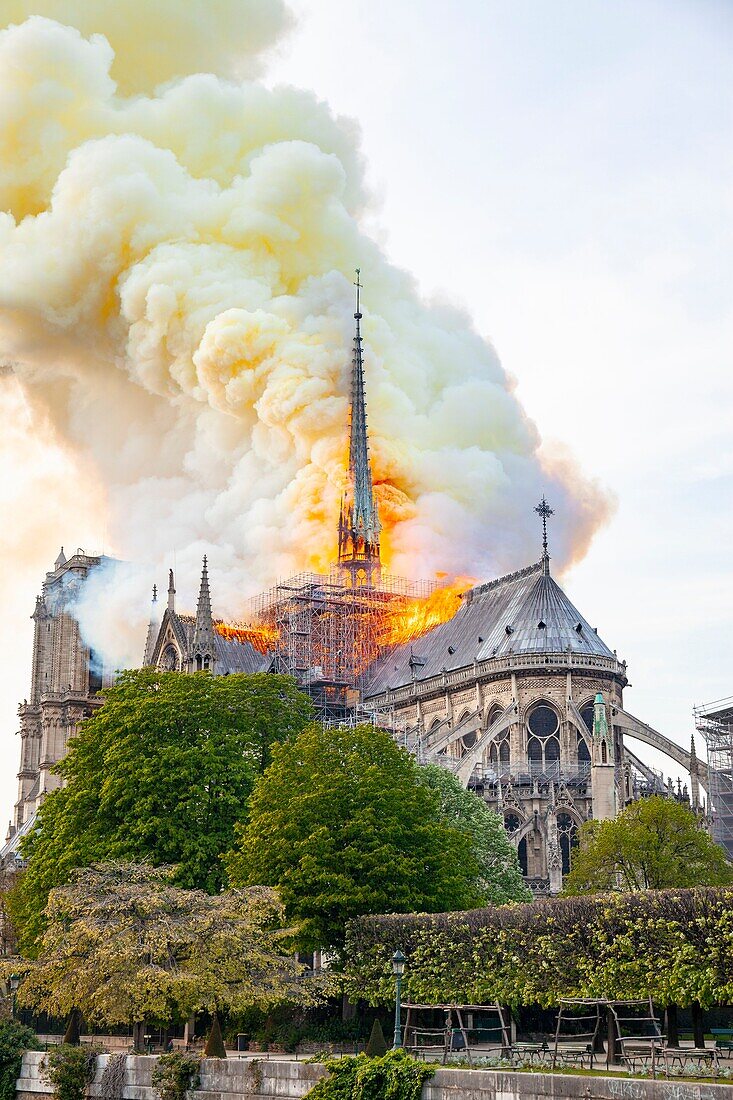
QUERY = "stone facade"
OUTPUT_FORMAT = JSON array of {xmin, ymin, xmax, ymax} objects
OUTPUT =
[
  {"xmin": 9, "ymin": 549, "xmax": 110, "ymax": 839},
  {"xmin": 363, "ymin": 557, "xmax": 698, "ymax": 894}
]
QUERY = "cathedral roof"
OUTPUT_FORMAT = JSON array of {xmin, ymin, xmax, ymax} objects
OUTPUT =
[
  {"xmin": 364, "ymin": 560, "xmax": 616, "ymax": 697},
  {"xmin": 153, "ymin": 609, "xmax": 269, "ymax": 675}
]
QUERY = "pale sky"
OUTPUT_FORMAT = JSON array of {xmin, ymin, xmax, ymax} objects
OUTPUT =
[{"xmin": 2, "ymin": 0, "xmax": 732, "ymax": 820}]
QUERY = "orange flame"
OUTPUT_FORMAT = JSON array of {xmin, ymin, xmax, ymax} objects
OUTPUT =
[
  {"xmin": 379, "ymin": 576, "xmax": 474, "ymax": 649},
  {"xmin": 215, "ymin": 621, "xmax": 278, "ymax": 656}
]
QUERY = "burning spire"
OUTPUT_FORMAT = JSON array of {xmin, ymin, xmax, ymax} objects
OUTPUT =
[{"xmin": 338, "ymin": 269, "xmax": 382, "ymax": 588}]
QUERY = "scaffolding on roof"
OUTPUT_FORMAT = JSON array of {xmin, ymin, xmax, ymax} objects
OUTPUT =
[
  {"xmin": 695, "ymin": 697, "xmax": 733, "ymax": 860},
  {"xmin": 248, "ymin": 566, "xmax": 435, "ymax": 722}
]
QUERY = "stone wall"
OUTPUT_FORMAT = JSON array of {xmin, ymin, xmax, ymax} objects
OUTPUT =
[{"xmin": 16, "ymin": 1052, "xmax": 731, "ymax": 1100}]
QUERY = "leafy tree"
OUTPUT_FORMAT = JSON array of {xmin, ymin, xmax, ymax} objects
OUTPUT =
[
  {"xmin": 563, "ymin": 796, "xmax": 733, "ymax": 894},
  {"xmin": 417, "ymin": 765, "xmax": 531, "ymax": 903},
  {"xmin": 226, "ymin": 724, "xmax": 491, "ymax": 952},
  {"xmin": 11, "ymin": 864, "xmax": 323, "ymax": 1040},
  {"xmin": 10, "ymin": 670, "xmax": 312, "ymax": 953}
]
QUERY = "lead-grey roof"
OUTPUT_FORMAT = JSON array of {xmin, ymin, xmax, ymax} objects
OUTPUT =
[
  {"xmin": 214, "ymin": 633, "xmax": 270, "ymax": 674},
  {"xmin": 364, "ymin": 561, "xmax": 615, "ymax": 697},
  {"xmin": 162, "ymin": 611, "xmax": 269, "ymax": 675}
]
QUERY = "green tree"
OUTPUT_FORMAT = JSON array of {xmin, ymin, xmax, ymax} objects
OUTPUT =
[
  {"xmin": 417, "ymin": 765, "xmax": 531, "ymax": 903},
  {"xmin": 563, "ymin": 796, "xmax": 733, "ymax": 894},
  {"xmin": 226, "ymin": 724, "xmax": 493, "ymax": 952},
  {"xmin": 11, "ymin": 864, "xmax": 322, "ymax": 1044},
  {"xmin": 10, "ymin": 670, "xmax": 312, "ymax": 954}
]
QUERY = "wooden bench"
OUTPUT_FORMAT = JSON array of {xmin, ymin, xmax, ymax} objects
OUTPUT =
[
  {"xmin": 552, "ymin": 1042, "xmax": 596, "ymax": 1070},
  {"xmin": 663, "ymin": 1046, "xmax": 720, "ymax": 1074},
  {"xmin": 711, "ymin": 1028, "xmax": 733, "ymax": 1056},
  {"xmin": 511, "ymin": 1041, "xmax": 549, "ymax": 1066},
  {"xmin": 618, "ymin": 1037, "xmax": 665, "ymax": 1074}
]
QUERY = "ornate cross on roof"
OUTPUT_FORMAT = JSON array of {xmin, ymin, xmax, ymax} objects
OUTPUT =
[{"xmin": 535, "ymin": 496, "xmax": 554, "ymax": 572}]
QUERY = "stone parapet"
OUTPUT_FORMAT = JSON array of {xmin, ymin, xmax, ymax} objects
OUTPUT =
[{"xmin": 16, "ymin": 1052, "xmax": 732, "ymax": 1100}]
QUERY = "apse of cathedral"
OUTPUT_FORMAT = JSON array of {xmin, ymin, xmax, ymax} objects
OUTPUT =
[{"xmin": 4, "ymin": 276, "xmax": 706, "ymax": 893}]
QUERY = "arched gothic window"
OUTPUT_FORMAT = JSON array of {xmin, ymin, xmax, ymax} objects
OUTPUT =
[
  {"xmin": 517, "ymin": 836, "xmax": 528, "ymax": 876},
  {"xmin": 526, "ymin": 703, "xmax": 561, "ymax": 774},
  {"xmin": 162, "ymin": 645, "xmax": 179, "ymax": 672},
  {"xmin": 577, "ymin": 730, "xmax": 591, "ymax": 765},
  {"xmin": 557, "ymin": 812, "xmax": 579, "ymax": 875}
]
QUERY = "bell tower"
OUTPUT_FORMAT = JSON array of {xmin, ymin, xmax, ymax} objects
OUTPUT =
[{"xmin": 337, "ymin": 270, "xmax": 382, "ymax": 588}]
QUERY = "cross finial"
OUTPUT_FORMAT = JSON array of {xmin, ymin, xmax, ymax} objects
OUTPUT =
[
  {"xmin": 354, "ymin": 268, "xmax": 362, "ymax": 318},
  {"xmin": 152, "ymin": 584, "xmax": 157, "ymax": 602},
  {"xmin": 535, "ymin": 496, "xmax": 554, "ymax": 567}
]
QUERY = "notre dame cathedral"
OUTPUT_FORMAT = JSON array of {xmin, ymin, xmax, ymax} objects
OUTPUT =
[{"xmin": 3, "ymin": 279, "xmax": 707, "ymax": 893}]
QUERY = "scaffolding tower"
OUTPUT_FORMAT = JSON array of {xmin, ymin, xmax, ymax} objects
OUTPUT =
[
  {"xmin": 248, "ymin": 567, "xmax": 434, "ymax": 722},
  {"xmin": 695, "ymin": 697, "xmax": 733, "ymax": 860}
]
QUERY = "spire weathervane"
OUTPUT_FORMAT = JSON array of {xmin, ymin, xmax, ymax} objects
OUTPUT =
[
  {"xmin": 337, "ymin": 269, "xmax": 381, "ymax": 588},
  {"xmin": 535, "ymin": 496, "xmax": 554, "ymax": 574}
]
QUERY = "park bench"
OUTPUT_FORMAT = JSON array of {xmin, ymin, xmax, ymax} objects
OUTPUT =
[
  {"xmin": 552, "ymin": 1041, "xmax": 596, "ymax": 1070},
  {"xmin": 663, "ymin": 1046, "xmax": 720, "ymax": 1074},
  {"xmin": 711, "ymin": 1028, "xmax": 733, "ymax": 1056},
  {"xmin": 617, "ymin": 1036, "xmax": 665, "ymax": 1074},
  {"xmin": 511, "ymin": 1040, "xmax": 549, "ymax": 1066}
]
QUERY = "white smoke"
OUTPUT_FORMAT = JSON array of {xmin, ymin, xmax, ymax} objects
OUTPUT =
[{"xmin": 0, "ymin": 2, "xmax": 610, "ymax": 671}]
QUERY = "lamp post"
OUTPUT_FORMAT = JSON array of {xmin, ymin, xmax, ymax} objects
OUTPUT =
[
  {"xmin": 392, "ymin": 950, "xmax": 406, "ymax": 1049},
  {"xmin": 9, "ymin": 974, "xmax": 19, "ymax": 1020}
]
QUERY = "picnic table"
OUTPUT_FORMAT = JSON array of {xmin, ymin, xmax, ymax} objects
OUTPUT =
[{"xmin": 663, "ymin": 1046, "xmax": 720, "ymax": 1073}]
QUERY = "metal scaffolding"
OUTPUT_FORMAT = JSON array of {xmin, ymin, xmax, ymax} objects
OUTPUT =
[
  {"xmin": 248, "ymin": 567, "xmax": 434, "ymax": 721},
  {"xmin": 695, "ymin": 697, "xmax": 733, "ymax": 860}
]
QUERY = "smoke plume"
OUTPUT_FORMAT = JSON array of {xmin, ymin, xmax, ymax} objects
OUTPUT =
[{"xmin": 0, "ymin": 1, "xmax": 610, "ymax": 670}]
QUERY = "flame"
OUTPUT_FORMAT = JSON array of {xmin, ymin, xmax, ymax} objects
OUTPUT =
[
  {"xmin": 379, "ymin": 576, "xmax": 474, "ymax": 649},
  {"xmin": 214, "ymin": 621, "xmax": 278, "ymax": 655}
]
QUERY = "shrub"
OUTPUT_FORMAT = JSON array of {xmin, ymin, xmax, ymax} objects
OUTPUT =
[
  {"xmin": 306, "ymin": 1050, "xmax": 433, "ymax": 1100},
  {"xmin": 345, "ymin": 886, "xmax": 733, "ymax": 1009},
  {"xmin": 0, "ymin": 1020, "xmax": 37, "ymax": 1100},
  {"xmin": 151, "ymin": 1052, "xmax": 201, "ymax": 1100},
  {"xmin": 42, "ymin": 1044, "xmax": 98, "ymax": 1100},
  {"xmin": 365, "ymin": 1019, "xmax": 388, "ymax": 1058},
  {"xmin": 203, "ymin": 1014, "xmax": 226, "ymax": 1059}
]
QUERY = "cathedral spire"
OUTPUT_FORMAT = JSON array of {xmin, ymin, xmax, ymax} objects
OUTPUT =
[
  {"xmin": 535, "ymin": 497, "xmax": 554, "ymax": 575},
  {"xmin": 337, "ymin": 269, "xmax": 381, "ymax": 588},
  {"xmin": 167, "ymin": 569, "xmax": 175, "ymax": 612}
]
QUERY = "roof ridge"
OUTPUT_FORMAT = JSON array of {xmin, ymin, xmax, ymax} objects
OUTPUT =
[{"xmin": 467, "ymin": 560, "xmax": 543, "ymax": 600}]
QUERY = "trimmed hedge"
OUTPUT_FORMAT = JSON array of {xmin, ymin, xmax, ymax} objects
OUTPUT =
[{"xmin": 344, "ymin": 887, "xmax": 733, "ymax": 1009}]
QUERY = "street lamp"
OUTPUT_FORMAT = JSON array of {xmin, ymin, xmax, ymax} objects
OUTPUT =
[{"xmin": 392, "ymin": 950, "xmax": 406, "ymax": 1049}]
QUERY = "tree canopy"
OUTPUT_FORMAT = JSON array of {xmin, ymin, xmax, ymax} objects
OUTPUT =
[
  {"xmin": 10, "ymin": 670, "xmax": 312, "ymax": 953},
  {"xmin": 226, "ymin": 724, "xmax": 520, "ymax": 952},
  {"xmin": 11, "ymin": 863, "xmax": 323, "ymax": 1027},
  {"xmin": 417, "ymin": 765, "xmax": 531, "ymax": 903},
  {"xmin": 562, "ymin": 795, "xmax": 733, "ymax": 895}
]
